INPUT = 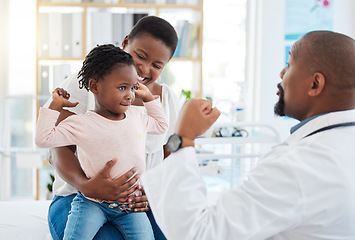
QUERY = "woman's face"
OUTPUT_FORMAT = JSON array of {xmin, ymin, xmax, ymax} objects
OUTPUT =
[{"xmin": 122, "ymin": 34, "xmax": 172, "ymax": 87}]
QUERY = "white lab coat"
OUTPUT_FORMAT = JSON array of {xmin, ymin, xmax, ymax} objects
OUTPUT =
[{"xmin": 142, "ymin": 109, "xmax": 355, "ymax": 240}]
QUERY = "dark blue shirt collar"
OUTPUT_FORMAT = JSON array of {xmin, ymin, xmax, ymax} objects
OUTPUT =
[{"xmin": 290, "ymin": 113, "xmax": 325, "ymax": 134}]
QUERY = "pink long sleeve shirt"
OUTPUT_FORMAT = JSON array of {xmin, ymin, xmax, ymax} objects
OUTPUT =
[{"xmin": 35, "ymin": 98, "xmax": 168, "ymax": 201}]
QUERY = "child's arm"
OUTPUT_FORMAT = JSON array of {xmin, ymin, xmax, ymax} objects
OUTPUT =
[
  {"xmin": 135, "ymin": 83, "xmax": 168, "ymax": 134},
  {"xmin": 35, "ymin": 88, "xmax": 79, "ymax": 148},
  {"xmin": 134, "ymin": 82, "xmax": 155, "ymax": 103},
  {"xmin": 49, "ymin": 88, "xmax": 79, "ymax": 112}
]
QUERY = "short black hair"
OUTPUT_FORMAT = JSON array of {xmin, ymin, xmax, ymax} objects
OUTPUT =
[
  {"xmin": 128, "ymin": 16, "xmax": 178, "ymax": 59},
  {"xmin": 78, "ymin": 44, "xmax": 134, "ymax": 91},
  {"xmin": 302, "ymin": 31, "xmax": 355, "ymax": 89}
]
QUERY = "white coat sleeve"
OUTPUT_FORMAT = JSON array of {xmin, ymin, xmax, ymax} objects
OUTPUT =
[{"xmin": 141, "ymin": 147, "xmax": 304, "ymax": 240}]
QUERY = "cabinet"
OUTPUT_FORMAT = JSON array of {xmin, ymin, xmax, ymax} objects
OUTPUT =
[
  {"xmin": 33, "ymin": 0, "xmax": 203, "ymax": 200},
  {"xmin": 35, "ymin": 0, "xmax": 204, "ymax": 105}
]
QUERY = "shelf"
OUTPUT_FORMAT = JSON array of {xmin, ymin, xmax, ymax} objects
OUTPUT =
[
  {"xmin": 0, "ymin": 147, "xmax": 49, "ymax": 155},
  {"xmin": 36, "ymin": 0, "xmax": 204, "ymax": 98},
  {"xmin": 196, "ymin": 153, "xmax": 262, "ymax": 160},
  {"xmin": 195, "ymin": 135, "xmax": 280, "ymax": 145},
  {"xmin": 38, "ymin": 2, "xmax": 203, "ymax": 10},
  {"xmin": 194, "ymin": 122, "xmax": 281, "ymax": 161},
  {"xmin": 38, "ymin": 57, "xmax": 84, "ymax": 61}
]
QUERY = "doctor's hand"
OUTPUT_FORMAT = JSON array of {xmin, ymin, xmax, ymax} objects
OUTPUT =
[{"xmin": 176, "ymin": 99, "xmax": 220, "ymax": 141}]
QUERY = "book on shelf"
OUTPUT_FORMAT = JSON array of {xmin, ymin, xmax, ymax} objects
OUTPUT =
[
  {"xmin": 62, "ymin": 13, "xmax": 72, "ymax": 58},
  {"xmin": 39, "ymin": 65, "xmax": 50, "ymax": 107},
  {"xmin": 173, "ymin": 20, "xmax": 199, "ymax": 58},
  {"xmin": 122, "ymin": 13, "xmax": 134, "ymax": 40},
  {"xmin": 48, "ymin": 13, "xmax": 63, "ymax": 58},
  {"xmin": 38, "ymin": 13, "xmax": 49, "ymax": 58},
  {"xmin": 53, "ymin": 64, "xmax": 71, "ymax": 87},
  {"xmin": 39, "ymin": 12, "xmax": 83, "ymax": 58},
  {"xmin": 133, "ymin": 13, "xmax": 148, "ymax": 25},
  {"xmin": 39, "ymin": 65, "xmax": 50, "ymax": 96},
  {"xmin": 87, "ymin": 11, "xmax": 113, "ymax": 52},
  {"xmin": 155, "ymin": 0, "xmax": 167, "ymax": 4},
  {"xmin": 112, "ymin": 13, "xmax": 125, "ymax": 47},
  {"xmin": 71, "ymin": 12, "xmax": 83, "ymax": 58},
  {"xmin": 87, "ymin": 12, "xmax": 147, "ymax": 51}
]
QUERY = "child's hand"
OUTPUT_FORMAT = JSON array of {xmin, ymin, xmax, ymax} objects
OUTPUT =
[
  {"xmin": 134, "ymin": 82, "xmax": 155, "ymax": 102},
  {"xmin": 49, "ymin": 88, "xmax": 79, "ymax": 112}
]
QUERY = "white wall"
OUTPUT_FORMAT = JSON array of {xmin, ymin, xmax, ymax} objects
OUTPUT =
[
  {"xmin": 0, "ymin": 0, "xmax": 9, "ymax": 147},
  {"xmin": 253, "ymin": 0, "xmax": 355, "ymax": 141},
  {"xmin": 333, "ymin": 0, "xmax": 355, "ymax": 38}
]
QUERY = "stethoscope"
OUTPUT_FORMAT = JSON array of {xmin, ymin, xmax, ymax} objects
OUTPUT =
[{"xmin": 303, "ymin": 122, "xmax": 355, "ymax": 139}]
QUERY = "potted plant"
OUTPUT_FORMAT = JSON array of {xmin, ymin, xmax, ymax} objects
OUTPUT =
[{"xmin": 46, "ymin": 173, "xmax": 55, "ymax": 200}]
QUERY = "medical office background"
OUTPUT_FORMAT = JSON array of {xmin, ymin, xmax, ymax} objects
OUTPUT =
[{"xmin": 0, "ymin": 0, "xmax": 355, "ymax": 201}]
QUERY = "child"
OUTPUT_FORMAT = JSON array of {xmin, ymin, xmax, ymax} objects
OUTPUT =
[
  {"xmin": 35, "ymin": 44, "xmax": 168, "ymax": 240},
  {"xmin": 47, "ymin": 16, "xmax": 180, "ymax": 240}
]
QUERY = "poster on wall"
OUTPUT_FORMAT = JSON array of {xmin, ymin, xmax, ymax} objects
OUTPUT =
[
  {"xmin": 285, "ymin": 0, "xmax": 334, "ymax": 40},
  {"xmin": 284, "ymin": 0, "xmax": 334, "ymax": 64}
]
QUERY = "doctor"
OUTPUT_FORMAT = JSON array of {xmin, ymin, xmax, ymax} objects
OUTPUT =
[{"xmin": 141, "ymin": 30, "xmax": 355, "ymax": 239}]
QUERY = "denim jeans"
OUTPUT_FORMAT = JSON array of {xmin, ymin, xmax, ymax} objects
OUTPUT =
[
  {"xmin": 62, "ymin": 192, "xmax": 153, "ymax": 240},
  {"xmin": 48, "ymin": 193, "xmax": 165, "ymax": 240}
]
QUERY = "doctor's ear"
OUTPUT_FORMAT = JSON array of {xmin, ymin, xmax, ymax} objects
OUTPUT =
[
  {"xmin": 89, "ymin": 78, "xmax": 99, "ymax": 93},
  {"xmin": 308, "ymin": 72, "xmax": 325, "ymax": 97}
]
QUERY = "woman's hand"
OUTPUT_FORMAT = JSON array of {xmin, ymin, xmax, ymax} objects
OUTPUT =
[
  {"xmin": 80, "ymin": 158, "xmax": 140, "ymax": 202},
  {"xmin": 127, "ymin": 186, "xmax": 150, "ymax": 212}
]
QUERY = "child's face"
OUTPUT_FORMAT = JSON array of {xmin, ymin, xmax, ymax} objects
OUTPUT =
[
  {"xmin": 123, "ymin": 34, "xmax": 172, "ymax": 87},
  {"xmin": 93, "ymin": 64, "xmax": 138, "ymax": 120}
]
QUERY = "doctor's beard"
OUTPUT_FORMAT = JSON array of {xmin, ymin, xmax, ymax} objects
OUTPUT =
[{"xmin": 274, "ymin": 83, "xmax": 285, "ymax": 117}]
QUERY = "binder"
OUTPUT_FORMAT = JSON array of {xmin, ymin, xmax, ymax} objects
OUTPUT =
[
  {"xmin": 185, "ymin": 24, "xmax": 199, "ymax": 58},
  {"xmin": 133, "ymin": 13, "xmax": 148, "ymax": 26},
  {"xmin": 87, "ymin": 11, "xmax": 112, "ymax": 52},
  {"xmin": 71, "ymin": 12, "xmax": 83, "ymax": 58},
  {"xmin": 122, "ymin": 14, "xmax": 134, "ymax": 39},
  {"xmin": 112, "ymin": 13, "xmax": 124, "ymax": 47},
  {"xmin": 39, "ymin": 65, "xmax": 50, "ymax": 95},
  {"xmin": 38, "ymin": 13, "xmax": 49, "ymax": 58},
  {"xmin": 48, "ymin": 13, "xmax": 63, "ymax": 58},
  {"xmin": 39, "ymin": 65, "xmax": 50, "ymax": 107},
  {"xmin": 53, "ymin": 64, "xmax": 71, "ymax": 87},
  {"xmin": 173, "ymin": 20, "xmax": 187, "ymax": 57},
  {"xmin": 62, "ymin": 13, "xmax": 72, "ymax": 58},
  {"xmin": 176, "ymin": 0, "xmax": 186, "ymax": 4}
]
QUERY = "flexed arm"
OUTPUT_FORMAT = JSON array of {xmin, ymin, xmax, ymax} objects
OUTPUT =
[
  {"xmin": 35, "ymin": 88, "xmax": 79, "ymax": 148},
  {"xmin": 135, "ymin": 82, "xmax": 168, "ymax": 134}
]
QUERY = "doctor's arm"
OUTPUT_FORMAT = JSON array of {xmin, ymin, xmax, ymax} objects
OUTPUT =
[
  {"xmin": 141, "ymin": 99, "xmax": 221, "ymax": 239},
  {"xmin": 142, "ymin": 99, "xmax": 303, "ymax": 240}
]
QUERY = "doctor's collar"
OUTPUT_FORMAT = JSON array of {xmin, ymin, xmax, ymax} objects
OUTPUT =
[{"xmin": 290, "ymin": 113, "xmax": 326, "ymax": 134}]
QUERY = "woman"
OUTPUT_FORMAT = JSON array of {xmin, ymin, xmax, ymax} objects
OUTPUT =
[{"xmin": 46, "ymin": 16, "xmax": 181, "ymax": 240}]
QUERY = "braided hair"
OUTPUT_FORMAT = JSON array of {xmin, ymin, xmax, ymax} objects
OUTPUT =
[{"xmin": 78, "ymin": 44, "xmax": 135, "ymax": 91}]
